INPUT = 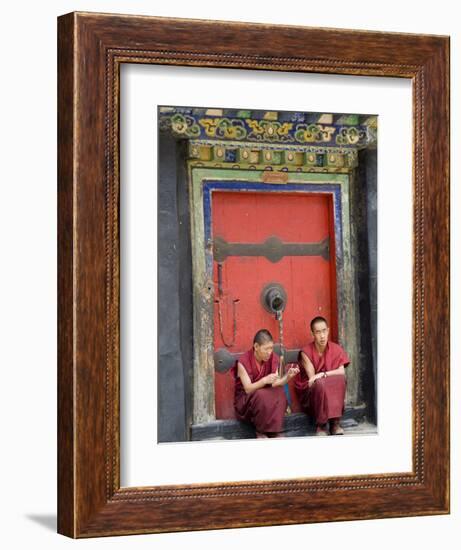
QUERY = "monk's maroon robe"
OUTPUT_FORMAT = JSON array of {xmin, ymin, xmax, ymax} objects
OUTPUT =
[
  {"xmin": 232, "ymin": 349, "xmax": 287, "ymax": 434},
  {"xmin": 295, "ymin": 341, "xmax": 350, "ymax": 425}
]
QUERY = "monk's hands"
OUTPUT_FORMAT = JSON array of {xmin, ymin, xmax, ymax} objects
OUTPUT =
[
  {"xmin": 286, "ymin": 366, "xmax": 300, "ymax": 380},
  {"xmin": 267, "ymin": 366, "xmax": 299, "ymax": 387},
  {"xmin": 308, "ymin": 373, "xmax": 323, "ymax": 388},
  {"xmin": 263, "ymin": 373, "xmax": 279, "ymax": 385}
]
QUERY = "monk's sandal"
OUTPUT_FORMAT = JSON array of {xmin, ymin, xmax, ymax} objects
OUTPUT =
[
  {"xmin": 330, "ymin": 420, "xmax": 344, "ymax": 435},
  {"xmin": 316, "ymin": 424, "xmax": 328, "ymax": 436}
]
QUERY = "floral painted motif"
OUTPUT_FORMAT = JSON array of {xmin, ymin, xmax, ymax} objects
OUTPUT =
[
  {"xmin": 159, "ymin": 111, "xmax": 376, "ymax": 148},
  {"xmin": 294, "ymin": 124, "xmax": 335, "ymax": 143},
  {"xmin": 246, "ymin": 120, "xmax": 294, "ymax": 142},
  {"xmin": 161, "ymin": 113, "xmax": 201, "ymax": 138},
  {"xmin": 200, "ymin": 118, "xmax": 247, "ymax": 140},
  {"xmin": 336, "ymin": 127, "xmax": 368, "ymax": 146}
]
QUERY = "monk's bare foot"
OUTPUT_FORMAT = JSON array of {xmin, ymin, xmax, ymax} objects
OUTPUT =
[
  {"xmin": 256, "ymin": 431, "xmax": 269, "ymax": 438},
  {"xmin": 330, "ymin": 419, "xmax": 344, "ymax": 435},
  {"xmin": 315, "ymin": 424, "xmax": 328, "ymax": 436}
]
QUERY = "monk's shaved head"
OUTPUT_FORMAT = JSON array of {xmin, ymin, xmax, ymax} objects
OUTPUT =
[
  {"xmin": 253, "ymin": 329, "xmax": 274, "ymax": 345},
  {"xmin": 310, "ymin": 316, "xmax": 328, "ymax": 332}
]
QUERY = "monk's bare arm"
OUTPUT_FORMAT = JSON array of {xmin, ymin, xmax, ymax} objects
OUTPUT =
[
  {"xmin": 237, "ymin": 363, "xmax": 277, "ymax": 394},
  {"xmin": 300, "ymin": 352, "xmax": 316, "ymax": 380},
  {"xmin": 309, "ymin": 365, "xmax": 346, "ymax": 387},
  {"xmin": 324, "ymin": 365, "xmax": 346, "ymax": 377}
]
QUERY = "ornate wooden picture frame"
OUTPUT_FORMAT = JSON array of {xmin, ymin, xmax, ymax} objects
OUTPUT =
[{"xmin": 57, "ymin": 12, "xmax": 449, "ymax": 537}]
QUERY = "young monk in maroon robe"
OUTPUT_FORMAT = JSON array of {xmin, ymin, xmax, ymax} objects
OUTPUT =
[
  {"xmin": 233, "ymin": 329, "xmax": 299, "ymax": 438},
  {"xmin": 295, "ymin": 316, "xmax": 350, "ymax": 436}
]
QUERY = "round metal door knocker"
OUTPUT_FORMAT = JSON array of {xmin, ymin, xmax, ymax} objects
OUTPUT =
[{"xmin": 260, "ymin": 282, "xmax": 287, "ymax": 315}]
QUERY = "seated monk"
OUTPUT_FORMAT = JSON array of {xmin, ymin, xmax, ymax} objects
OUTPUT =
[
  {"xmin": 295, "ymin": 316, "xmax": 350, "ymax": 436},
  {"xmin": 232, "ymin": 329, "xmax": 299, "ymax": 438}
]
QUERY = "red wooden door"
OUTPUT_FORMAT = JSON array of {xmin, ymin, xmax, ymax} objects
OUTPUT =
[{"xmin": 212, "ymin": 190, "xmax": 337, "ymax": 419}]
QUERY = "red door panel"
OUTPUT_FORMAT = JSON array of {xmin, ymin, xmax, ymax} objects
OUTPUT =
[{"xmin": 211, "ymin": 191, "xmax": 337, "ymax": 419}]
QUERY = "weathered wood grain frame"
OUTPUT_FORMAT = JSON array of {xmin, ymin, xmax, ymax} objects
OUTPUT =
[{"xmin": 58, "ymin": 11, "xmax": 450, "ymax": 538}]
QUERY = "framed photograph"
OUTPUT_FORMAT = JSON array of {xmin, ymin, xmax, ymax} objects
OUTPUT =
[
  {"xmin": 57, "ymin": 12, "xmax": 449, "ymax": 537},
  {"xmin": 155, "ymin": 103, "xmax": 378, "ymax": 445}
]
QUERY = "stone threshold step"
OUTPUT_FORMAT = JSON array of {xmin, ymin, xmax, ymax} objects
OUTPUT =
[{"xmin": 191, "ymin": 404, "xmax": 369, "ymax": 441}]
